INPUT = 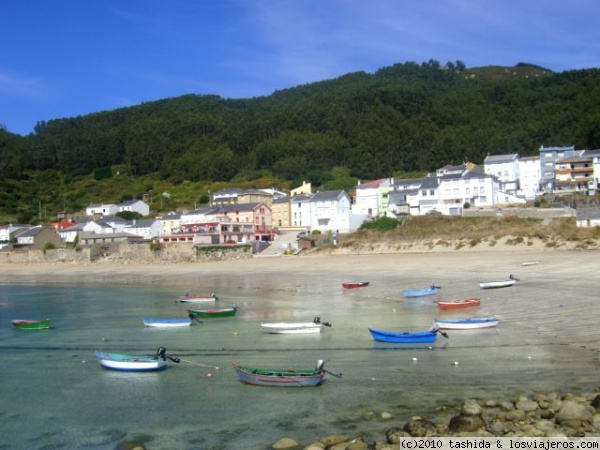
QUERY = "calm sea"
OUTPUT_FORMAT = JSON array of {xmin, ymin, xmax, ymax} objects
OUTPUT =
[{"xmin": 0, "ymin": 268, "xmax": 596, "ymax": 449}]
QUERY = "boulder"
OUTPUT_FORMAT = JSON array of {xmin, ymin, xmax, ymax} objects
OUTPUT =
[
  {"xmin": 448, "ymin": 414, "xmax": 486, "ymax": 433},
  {"xmin": 271, "ymin": 437, "xmax": 302, "ymax": 450},
  {"xmin": 403, "ymin": 417, "xmax": 438, "ymax": 437}
]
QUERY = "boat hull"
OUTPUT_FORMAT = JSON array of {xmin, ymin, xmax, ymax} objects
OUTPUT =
[
  {"xmin": 402, "ymin": 287, "xmax": 439, "ymax": 298},
  {"xmin": 95, "ymin": 351, "xmax": 167, "ymax": 371},
  {"xmin": 142, "ymin": 317, "xmax": 192, "ymax": 328},
  {"xmin": 231, "ymin": 362, "xmax": 324, "ymax": 387},
  {"xmin": 437, "ymin": 298, "xmax": 480, "ymax": 309},
  {"xmin": 342, "ymin": 282, "xmax": 369, "ymax": 289},
  {"xmin": 435, "ymin": 317, "xmax": 499, "ymax": 330},
  {"xmin": 368, "ymin": 328, "xmax": 437, "ymax": 343},
  {"xmin": 11, "ymin": 319, "xmax": 51, "ymax": 330},
  {"xmin": 260, "ymin": 322, "xmax": 322, "ymax": 334},
  {"xmin": 188, "ymin": 307, "xmax": 237, "ymax": 318},
  {"xmin": 178, "ymin": 295, "xmax": 217, "ymax": 303},
  {"xmin": 479, "ymin": 280, "xmax": 516, "ymax": 289}
]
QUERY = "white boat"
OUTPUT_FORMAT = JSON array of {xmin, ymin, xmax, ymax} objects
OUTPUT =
[
  {"xmin": 95, "ymin": 347, "xmax": 180, "ymax": 371},
  {"xmin": 435, "ymin": 316, "xmax": 499, "ymax": 330},
  {"xmin": 178, "ymin": 292, "xmax": 218, "ymax": 303},
  {"xmin": 141, "ymin": 317, "xmax": 192, "ymax": 328},
  {"xmin": 260, "ymin": 317, "xmax": 331, "ymax": 334},
  {"xmin": 479, "ymin": 274, "xmax": 518, "ymax": 289}
]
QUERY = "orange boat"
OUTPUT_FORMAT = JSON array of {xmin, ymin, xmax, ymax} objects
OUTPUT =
[{"xmin": 437, "ymin": 297, "xmax": 480, "ymax": 309}]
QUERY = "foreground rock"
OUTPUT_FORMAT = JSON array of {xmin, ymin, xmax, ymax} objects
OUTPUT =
[{"xmin": 271, "ymin": 389, "xmax": 600, "ymax": 449}]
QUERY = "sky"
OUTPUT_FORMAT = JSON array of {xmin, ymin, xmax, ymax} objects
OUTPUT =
[{"xmin": 2, "ymin": 0, "xmax": 600, "ymax": 136}]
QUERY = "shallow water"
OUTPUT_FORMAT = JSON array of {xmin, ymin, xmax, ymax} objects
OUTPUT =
[{"xmin": 0, "ymin": 265, "xmax": 598, "ymax": 449}]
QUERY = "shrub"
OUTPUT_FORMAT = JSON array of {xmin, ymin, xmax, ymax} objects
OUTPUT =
[{"xmin": 360, "ymin": 216, "xmax": 399, "ymax": 231}]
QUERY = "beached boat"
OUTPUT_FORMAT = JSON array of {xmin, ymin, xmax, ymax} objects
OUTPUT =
[
  {"xmin": 11, "ymin": 319, "xmax": 51, "ymax": 330},
  {"xmin": 437, "ymin": 298, "xmax": 480, "ymax": 310},
  {"xmin": 368, "ymin": 325, "xmax": 446, "ymax": 343},
  {"xmin": 187, "ymin": 305, "xmax": 237, "ymax": 319},
  {"xmin": 435, "ymin": 316, "xmax": 499, "ymax": 330},
  {"xmin": 479, "ymin": 274, "xmax": 518, "ymax": 289},
  {"xmin": 402, "ymin": 285, "xmax": 440, "ymax": 298},
  {"xmin": 178, "ymin": 292, "xmax": 218, "ymax": 303},
  {"xmin": 342, "ymin": 282, "xmax": 370, "ymax": 289},
  {"xmin": 95, "ymin": 347, "xmax": 180, "ymax": 371},
  {"xmin": 260, "ymin": 317, "xmax": 331, "ymax": 334},
  {"xmin": 231, "ymin": 360, "xmax": 342, "ymax": 387},
  {"xmin": 141, "ymin": 317, "xmax": 192, "ymax": 328}
]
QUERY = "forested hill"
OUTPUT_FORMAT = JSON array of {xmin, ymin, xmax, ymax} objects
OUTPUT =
[{"xmin": 1, "ymin": 59, "xmax": 600, "ymax": 222}]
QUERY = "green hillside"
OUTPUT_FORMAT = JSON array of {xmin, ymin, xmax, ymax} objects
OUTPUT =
[{"xmin": 1, "ymin": 59, "xmax": 599, "ymax": 223}]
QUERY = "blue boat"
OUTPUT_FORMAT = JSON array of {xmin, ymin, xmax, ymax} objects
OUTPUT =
[
  {"xmin": 95, "ymin": 347, "xmax": 180, "ymax": 371},
  {"xmin": 402, "ymin": 284, "xmax": 440, "ymax": 298},
  {"xmin": 368, "ymin": 326, "xmax": 445, "ymax": 343},
  {"xmin": 142, "ymin": 317, "xmax": 192, "ymax": 328}
]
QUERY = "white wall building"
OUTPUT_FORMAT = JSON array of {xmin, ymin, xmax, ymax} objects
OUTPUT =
[
  {"xmin": 86, "ymin": 203, "xmax": 119, "ymax": 217},
  {"xmin": 484, "ymin": 154, "xmax": 519, "ymax": 193},
  {"xmin": 352, "ymin": 178, "xmax": 392, "ymax": 218},
  {"xmin": 517, "ymin": 156, "xmax": 541, "ymax": 200},
  {"xmin": 291, "ymin": 194, "xmax": 313, "ymax": 229},
  {"xmin": 127, "ymin": 219, "xmax": 162, "ymax": 239},
  {"xmin": 309, "ymin": 190, "xmax": 352, "ymax": 233},
  {"xmin": 119, "ymin": 199, "xmax": 150, "ymax": 217}
]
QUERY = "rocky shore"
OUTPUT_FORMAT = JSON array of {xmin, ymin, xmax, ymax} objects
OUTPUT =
[{"xmin": 266, "ymin": 389, "xmax": 600, "ymax": 450}]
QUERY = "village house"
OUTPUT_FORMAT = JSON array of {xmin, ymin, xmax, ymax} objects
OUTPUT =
[
  {"xmin": 309, "ymin": 190, "xmax": 355, "ymax": 233},
  {"xmin": 15, "ymin": 226, "xmax": 63, "ymax": 250},
  {"xmin": 127, "ymin": 218, "xmax": 162, "ymax": 240},
  {"xmin": 555, "ymin": 154, "xmax": 594, "ymax": 194},
  {"xmin": 291, "ymin": 194, "xmax": 313, "ymax": 230},
  {"xmin": 352, "ymin": 178, "xmax": 392, "ymax": 218},
  {"xmin": 118, "ymin": 199, "xmax": 150, "ymax": 217}
]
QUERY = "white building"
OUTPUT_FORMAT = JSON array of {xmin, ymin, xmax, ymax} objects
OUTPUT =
[
  {"xmin": 86, "ymin": 203, "xmax": 119, "ymax": 217},
  {"xmin": 352, "ymin": 178, "xmax": 392, "ymax": 218},
  {"xmin": 127, "ymin": 219, "xmax": 162, "ymax": 239},
  {"xmin": 517, "ymin": 156, "xmax": 541, "ymax": 200},
  {"xmin": 157, "ymin": 212, "xmax": 182, "ymax": 235},
  {"xmin": 291, "ymin": 194, "xmax": 313, "ymax": 229},
  {"xmin": 309, "ymin": 190, "xmax": 353, "ymax": 233},
  {"xmin": 484, "ymin": 154, "xmax": 519, "ymax": 193},
  {"xmin": 118, "ymin": 199, "xmax": 150, "ymax": 217}
]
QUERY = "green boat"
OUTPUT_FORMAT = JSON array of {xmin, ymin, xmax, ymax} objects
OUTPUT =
[
  {"xmin": 188, "ymin": 305, "xmax": 237, "ymax": 318},
  {"xmin": 12, "ymin": 319, "xmax": 51, "ymax": 330}
]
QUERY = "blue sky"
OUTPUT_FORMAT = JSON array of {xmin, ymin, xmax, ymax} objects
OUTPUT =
[{"xmin": 2, "ymin": 1, "xmax": 599, "ymax": 136}]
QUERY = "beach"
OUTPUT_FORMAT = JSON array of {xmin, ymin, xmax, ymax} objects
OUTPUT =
[{"xmin": 2, "ymin": 247, "xmax": 600, "ymax": 448}]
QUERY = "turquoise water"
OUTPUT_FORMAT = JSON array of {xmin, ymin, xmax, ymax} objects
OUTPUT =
[{"xmin": 0, "ymin": 272, "xmax": 596, "ymax": 449}]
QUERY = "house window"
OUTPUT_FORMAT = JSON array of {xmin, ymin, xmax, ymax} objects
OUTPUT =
[
  {"xmin": 466, "ymin": 188, "xmax": 470, "ymax": 195},
  {"xmin": 429, "ymin": 190, "xmax": 434, "ymax": 196},
  {"xmin": 421, "ymin": 190, "xmax": 427, "ymax": 196}
]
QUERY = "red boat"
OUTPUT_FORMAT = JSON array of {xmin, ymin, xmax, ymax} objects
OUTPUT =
[
  {"xmin": 342, "ymin": 282, "xmax": 370, "ymax": 289},
  {"xmin": 437, "ymin": 297, "xmax": 480, "ymax": 309}
]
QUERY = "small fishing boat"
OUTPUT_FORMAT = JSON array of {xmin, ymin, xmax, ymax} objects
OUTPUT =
[
  {"xmin": 342, "ymin": 281, "xmax": 370, "ymax": 289},
  {"xmin": 435, "ymin": 316, "xmax": 499, "ymax": 330},
  {"xmin": 368, "ymin": 325, "xmax": 447, "ymax": 343},
  {"xmin": 141, "ymin": 317, "xmax": 192, "ymax": 328},
  {"xmin": 260, "ymin": 317, "xmax": 331, "ymax": 334},
  {"xmin": 402, "ymin": 284, "xmax": 440, "ymax": 298},
  {"xmin": 95, "ymin": 347, "xmax": 180, "ymax": 371},
  {"xmin": 188, "ymin": 305, "xmax": 237, "ymax": 319},
  {"xmin": 479, "ymin": 275, "xmax": 518, "ymax": 289},
  {"xmin": 11, "ymin": 319, "xmax": 51, "ymax": 330},
  {"xmin": 178, "ymin": 292, "xmax": 218, "ymax": 303},
  {"xmin": 437, "ymin": 297, "xmax": 480, "ymax": 310},
  {"xmin": 231, "ymin": 360, "xmax": 342, "ymax": 387}
]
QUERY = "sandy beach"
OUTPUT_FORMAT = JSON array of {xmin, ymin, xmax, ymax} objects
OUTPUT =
[{"xmin": 1, "ymin": 247, "xmax": 599, "ymax": 356}]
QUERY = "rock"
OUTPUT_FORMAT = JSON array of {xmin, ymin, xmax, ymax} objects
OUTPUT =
[
  {"xmin": 271, "ymin": 437, "xmax": 302, "ymax": 450},
  {"xmin": 319, "ymin": 436, "xmax": 350, "ymax": 447},
  {"xmin": 302, "ymin": 444, "xmax": 325, "ymax": 450},
  {"xmin": 380, "ymin": 412, "xmax": 393, "ymax": 421},
  {"xmin": 403, "ymin": 417, "xmax": 438, "ymax": 437},
  {"xmin": 448, "ymin": 414, "xmax": 486, "ymax": 433},
  {"xmin": 462, "ymin": 399, "xmax": 482, "ymax": 416},
  {"xmin": 555, "ymin": 400, "xmax": 593, "ymax": 429},
  {"xmin": 591, "ymin": 394, "xmax": 600, "ymax": 409},
  {"xmin": 516, "ymin": 397, "xmax": 539, "ymax": 413},
  {"xmin": 345, "ymin": 439, "xmax": 369, "ymax": 450},
  {"xmin": 488, "ymin": 419, "xmax": 506, "ymax": 436},
  {"xmin": 385, "ymin": 426, "xmax": 410, "ymax": 444}
]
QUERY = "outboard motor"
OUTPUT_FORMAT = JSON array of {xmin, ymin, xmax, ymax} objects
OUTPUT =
[
  {"xmin": 156, "ymin": 346, "xmax": 167, "ymax": 360},
  {"xmin": 315, "ymin": 360, "xmax": 325, "ymax": 372},
  {"xmin": 313, "ymin": 317, "xmax": 321, "ymax": 324}
]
